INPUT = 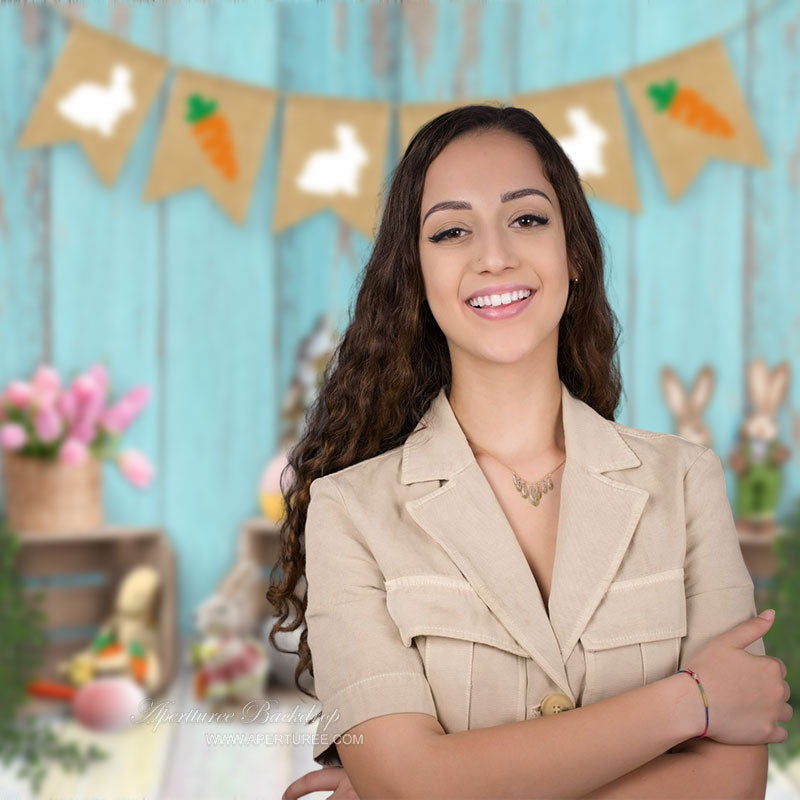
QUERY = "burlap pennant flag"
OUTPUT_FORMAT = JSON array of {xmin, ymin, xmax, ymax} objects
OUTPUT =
[
  {"xmin": 514, "ymin": 79, "xmax": 640, "ymax": 213},
  {"xmin": 398, "ymin": 99, "xmax": 504, "ymax": 158},
  {"xmin": 143, "ymin": 68, "xmax": 277, "ymax": 225},
  {"xmin": 273, "ymin": 94, "xmax": 391, "ymax": 239},
  {"xmin": 622, "ymin": 37, "xmax": 768, "ymax": 201},
  {"xmin": 17, "ymin": 21, "xmax": 169, "ymax": 186}
]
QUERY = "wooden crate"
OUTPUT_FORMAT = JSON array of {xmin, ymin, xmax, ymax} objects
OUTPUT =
[{"xmin": 16, "ymin": 525, "xmax": 177, "ymax": 716}]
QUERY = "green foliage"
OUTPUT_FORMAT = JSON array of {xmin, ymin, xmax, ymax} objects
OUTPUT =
[
  {"xmin": 0, "ymin": 519, "xmax": 109, "ymax": 794},
  {"xmin": 763, "ymin": 496, "xmax": 800, "ymax": 768}
]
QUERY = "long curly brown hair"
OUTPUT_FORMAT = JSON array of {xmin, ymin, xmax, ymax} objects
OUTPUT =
[{"xmin": 265, "ymin": 103, "xmax": 624, "ymax": 699}]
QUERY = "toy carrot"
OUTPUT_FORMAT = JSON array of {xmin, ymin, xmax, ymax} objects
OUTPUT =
[
  {"xmin": 194, "ymin": 670, "xmax": 208, "ymax": 700},
  {"xmin": 96, "ymin": 642, "xmax": 124, "ymax": 657},
  {"xmin": 128, "ymin": 641, "xmax": 147, "ymax": 683},
  {"xmin": 92, "ymin": 631, "xmax": 116, "ymax": 652},
  {"xmin": 27, "ymin": 679, "xmax": 76, "ymax": 701},
  {"xmin": 647, "ymin": 78, "xmax": 734, "ymax": 138},
  {"xmin": 185, "ymin": 93, "xmax": 239, "ymax": 181}
]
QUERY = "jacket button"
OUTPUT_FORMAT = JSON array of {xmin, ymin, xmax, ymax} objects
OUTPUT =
[{"xmin": 540, "ymin": 692, "xmax": 574, "ymax": 715}]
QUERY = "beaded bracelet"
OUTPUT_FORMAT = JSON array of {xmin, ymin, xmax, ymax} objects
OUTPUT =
[{"xmin": 675, "ymin": 667, "xmax": 709, "ymax": 738}]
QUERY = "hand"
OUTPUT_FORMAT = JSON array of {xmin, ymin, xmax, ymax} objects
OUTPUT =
[
  {"xmin": 282, "ymin": 766, "xmax": 361, "ymax": 800},
  {"xmin": 686, "ymin": 611, "xmax": 793, "ymax": 745}
]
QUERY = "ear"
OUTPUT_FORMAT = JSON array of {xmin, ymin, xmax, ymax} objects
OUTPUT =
[
  {"xmin": 661, "ymin": 365, "xmax": 687, "ymax": 417},
  {"xmin": 746, "ymin": 358, "xmax": 770, "ymax": 410},
  {"xmin": 689, "ymin": 365, "xmax": 714, "ymax": 413},
  {"xmin": 764, "ymin": 362, "xmax": 791, "ymax": 415}
]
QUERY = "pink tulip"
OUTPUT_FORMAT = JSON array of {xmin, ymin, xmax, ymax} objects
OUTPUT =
[
  {"xmin": 5, "ymin": 381, "xmax": 33, "ymax": 408},
  {"xmin": 116, "ymin": 450, "xmax": 154, "ymax": 489},
  {"xmin": 57, "ymin": 387, "xmax": 79, "ymax": 425},
  {"xmin": 35, "ymin": 404, "xmax": 63, "ymax": 443},
  {"xmin": 101, "ymin": 386, "xmax": 150, "ymax": 434},
  {"xmin": 0, "ymin": 423, "xmax": 28, "ymax": 450},
  {"xmin": 87, "ymin": 363, "xmax": 109, "ymax": 396},
  {"xmin": 31, "ymin": 364, "xmax": 62, "ymax": 407},
  {"xmin": 70, "ymin": 375, "xmax": 108, "ymax": 445},
  {"xmin": 73, "ymin": 374, "xmax": 98, "ymax": 400},
  {"xmin": 59, "ymin": 437, "xmax": 89, "ymax": 465}
]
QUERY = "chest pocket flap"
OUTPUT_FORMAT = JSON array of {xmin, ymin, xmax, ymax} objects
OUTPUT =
[
  {"xmin": 385, "ymin": 575, "xmax": 527, "ymax": 657},
  {"xmin": 581, "ymin": 567, "xmax": 687, "ymax": 650}
]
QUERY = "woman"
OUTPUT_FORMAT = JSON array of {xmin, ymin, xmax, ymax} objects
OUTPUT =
[{"xmin": 269, "ymin": 104, "xmax": 792, "ymax": 799}]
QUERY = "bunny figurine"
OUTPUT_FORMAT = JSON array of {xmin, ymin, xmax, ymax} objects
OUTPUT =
[
  {"xmin": 661, "ymin": 364, "xmax": 715, "ymax": 448},
  {"xmin": 729, "ymin": 358, "xmax": 791, "ymax": 532},
  {"xmin": 191, "ymin": 558, "xmax": 269, "ymax": 707}
]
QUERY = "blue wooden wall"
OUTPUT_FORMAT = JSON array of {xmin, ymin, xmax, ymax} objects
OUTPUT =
[{"xmin": 1, "ymin": 0, "xmax": 798, "ymax": 634}]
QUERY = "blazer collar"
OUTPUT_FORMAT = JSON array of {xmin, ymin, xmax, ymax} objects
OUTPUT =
[{"xmin": 400, "ymin": 381, "xmax": 649, "ymax": 702}]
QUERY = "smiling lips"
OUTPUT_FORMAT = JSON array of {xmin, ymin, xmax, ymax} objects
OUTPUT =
[{"xmin": 465, "ymin": 289, "xmax": 536, "ymax": 320}]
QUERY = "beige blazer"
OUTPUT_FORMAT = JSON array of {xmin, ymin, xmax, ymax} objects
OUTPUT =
[{"xmin": 304, "ymin": 381, "xmax": 765, "ymax": 767}]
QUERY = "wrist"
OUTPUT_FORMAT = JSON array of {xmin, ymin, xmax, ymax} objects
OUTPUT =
[{"xmin": 660, "ymin": 671, "xmax": 708, "ymax": 743}]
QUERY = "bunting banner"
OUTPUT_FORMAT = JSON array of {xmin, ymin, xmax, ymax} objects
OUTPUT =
[
  {"xmin": 16, "ymin": 15, "xmax": 772, "ymax": 230},
  {"xmin": 513, "ymin": 78, "xmax": 640, "ymax": 213},
  {"xmin": 142, "ymin": 68, "xmax": 278, "ymax": 225},
  {"xmin": 398, "ymin": 98, "xmax": 502, "ymax": 158},
  {"xmin": 273, "ymin": 94, "xmax": 391, "ymax": 239},
  {"xmin": 17, "ymin": 21, "xmax": 169, "ymax": 186},
  {"xmin": 621, "ymin": 37, "xmax": 768, "ymax": 201}
]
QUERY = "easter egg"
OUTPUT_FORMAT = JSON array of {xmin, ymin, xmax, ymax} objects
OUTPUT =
[
  {"xmin": 258, "ymin": 449, "xmax": 294, "ymax": 522},
  {"xmin": 72, "ymin": 676, "xmax": 147, "ymax": 732}
]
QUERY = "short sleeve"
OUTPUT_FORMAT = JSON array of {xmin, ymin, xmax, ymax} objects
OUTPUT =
[
  {"xmin": 304, "ymin": 476, "xmax": 437, "ymax": 767},
  {"xmin": 678, "ymin": 447, "xmax": 766, "ymax": 672}
]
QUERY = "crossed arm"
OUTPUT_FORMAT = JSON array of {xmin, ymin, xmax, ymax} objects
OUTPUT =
[{"xmin": 577, "ymin": 738, "xmax": 768, "ymax": 799}]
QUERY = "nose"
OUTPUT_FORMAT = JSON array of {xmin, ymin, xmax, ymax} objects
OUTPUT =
[{"xmin": 473, "ymin": 225, "xmax": 521, "ymax": 273}]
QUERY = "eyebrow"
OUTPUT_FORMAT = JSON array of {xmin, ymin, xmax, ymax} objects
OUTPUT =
[{"xmin": 422, "ymin": 187, "xmax": 553, "ymax": 225}]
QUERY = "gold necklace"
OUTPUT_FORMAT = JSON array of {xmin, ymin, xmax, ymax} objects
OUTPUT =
[{"xmin": 468, "ymin": 440, "xmax": 566, "ymax": 508}]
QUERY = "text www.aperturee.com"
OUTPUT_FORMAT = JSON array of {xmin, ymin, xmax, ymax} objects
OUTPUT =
[{"xmin": 204, "ymin": 732, "xmax": 363, "ymax": 747}]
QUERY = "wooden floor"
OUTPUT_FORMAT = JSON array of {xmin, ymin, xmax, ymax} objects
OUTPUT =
[
  {"xmin": 2, "ymin": 640, "xmax": 799, "ymax": 800},
  {"xmin": 1, "ymin": 634, "xmax": 330, "ymax": 800}
]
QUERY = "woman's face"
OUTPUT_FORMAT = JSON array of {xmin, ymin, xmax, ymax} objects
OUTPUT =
[{"xmin": 418, "ymin": 129, "xmax": 573, "ymax": 367}]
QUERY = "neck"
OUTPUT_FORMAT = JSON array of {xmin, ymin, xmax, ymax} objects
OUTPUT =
[{"xmin": 447, "ymin": 371, "xmax": 565, "ymax": 473}]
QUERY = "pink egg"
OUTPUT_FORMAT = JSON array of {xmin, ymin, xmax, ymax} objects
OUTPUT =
[
  {"xmin": 72, "ymin": 677, "xmax": 147, "ymax": 732},
  {"xmin": 259, "ymin": 449, "xmax": 293, "ymax": 494}
]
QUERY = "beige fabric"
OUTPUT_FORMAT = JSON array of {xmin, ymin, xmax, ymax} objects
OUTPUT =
[{"xmin": 304, "ymin": 381, "xmax": 765, "ymax": 767}]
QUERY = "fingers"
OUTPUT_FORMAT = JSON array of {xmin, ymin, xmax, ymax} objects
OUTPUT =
[{"xmin": 283, "ymin": 766, "xmax": 346, "ymax": 800}]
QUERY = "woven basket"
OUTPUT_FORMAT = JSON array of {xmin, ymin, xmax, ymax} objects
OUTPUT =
[{"xmin": 2, "ymin": 449, "xmax": 103, "ymax": 534}]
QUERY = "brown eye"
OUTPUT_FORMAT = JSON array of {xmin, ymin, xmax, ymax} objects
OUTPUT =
[
  {"xmin": 427, "ymin": 227, "xmax": 466, "ymax": 243},
  {"xmin": 513, "ymin": 213, "xmax": 549, "ymax": 227}
]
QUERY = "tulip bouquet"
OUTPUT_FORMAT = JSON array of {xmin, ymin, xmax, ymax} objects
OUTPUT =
[{"xmin": 0, "ymin": 363, "xmax": 154, "ymax": 489}]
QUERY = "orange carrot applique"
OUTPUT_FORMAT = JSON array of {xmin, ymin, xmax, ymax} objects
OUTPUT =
[
  {"xmin": 647, "ymin": 79, "xmax": 735, "ymax": 139},
  {"xmin": 185, "ymin": 93, "xmax": 239, "ymax": 181}
]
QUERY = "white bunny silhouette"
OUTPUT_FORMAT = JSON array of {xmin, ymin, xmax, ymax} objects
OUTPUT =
[
  {"xmin": 296, "ymin": 122, "xmax": 369, "ymax": 197},
  {"xmin": 57, "ymin": 63, "xmax": 135, "ymax": 138},
  {"xmin": 557, "ymin": 107, "xmax": 608, "ymax": 178}
]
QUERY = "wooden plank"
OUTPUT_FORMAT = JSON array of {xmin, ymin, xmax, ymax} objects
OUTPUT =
[
  {"xmin": 159, "ymin": 1, "xmax": 280, "ymax": 636},
  {"xmin": 0, "ymin": 4, "xmax": 53, "ymax": 381},
  {"xmin": 628, "ymin": 0, "xmax": 750, "ymax": 454},
  {"xmin": 749, "ymin": 0, "xmax": 800, "ymax": 521},
  {"xmin": 23, "ymin": 582, "xmax": 114, "ymax": 629},
  {"xmin": 47, "ymin": 2, "xmax": 164, "ymax": 535}
]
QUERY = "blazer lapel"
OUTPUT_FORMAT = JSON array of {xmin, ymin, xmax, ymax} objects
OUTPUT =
[{"xmin": 401, "ymin": 380, "xmax": 649, "ymax": 700}]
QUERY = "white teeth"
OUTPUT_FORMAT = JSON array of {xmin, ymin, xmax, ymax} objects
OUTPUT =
[{"xmin": 469, "ymin": 288, "xmax": 532, "ymax": 308}]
